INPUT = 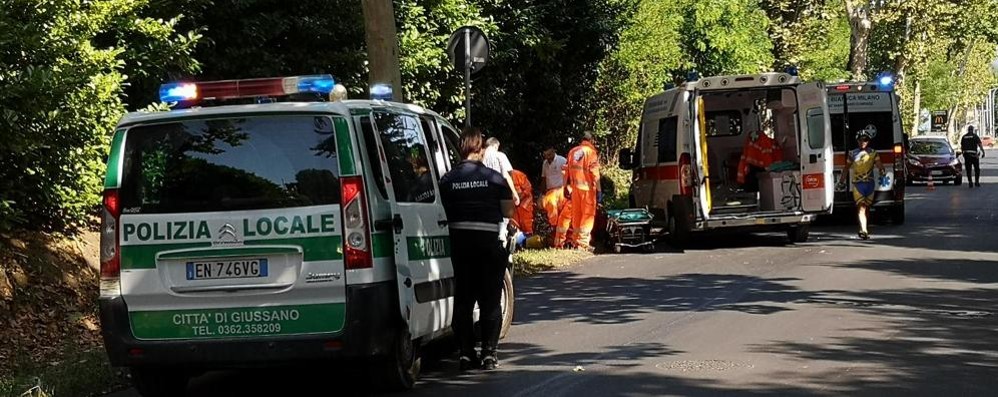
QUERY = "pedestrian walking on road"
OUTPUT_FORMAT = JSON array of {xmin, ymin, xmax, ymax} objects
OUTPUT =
[
  {"xmin": 839, "ymin": 126, "xmax": 885, "ymax": 240},
  {"xmin": 564, "ymin": 131, "xmax": 602, "ymax": 250},
  {"xmin": 439, "ymin": 127, "xmax": 515, "ymax": 371},
  {"xmin": 960, "ymin": 125, "xmax": 986, "ymax": 187}
]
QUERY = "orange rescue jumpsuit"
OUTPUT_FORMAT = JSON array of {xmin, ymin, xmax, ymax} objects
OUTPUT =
[
  {"xmin": 564, "ymin": 140, "xmax": 600, "ymax": 248},
  {"xmin": 550, "ymin": 187, "xmax": 573, "ymax": 248},
  {"xmin": 509, "ymin": 169, "xmax": 534, "ymax": 235}
]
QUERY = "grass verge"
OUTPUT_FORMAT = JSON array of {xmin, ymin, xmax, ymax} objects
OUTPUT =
[
  {"xmin": 0, "ymin": 349, "xmax": 126, "ymax": 397},
  {"xmin": 512, "ymin": 249, "xmax": 593, "ymax": 276}
]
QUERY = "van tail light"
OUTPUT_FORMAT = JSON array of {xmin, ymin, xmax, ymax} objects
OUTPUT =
[
  {"xmin": 341, "ymin": 176, "xmax": 373, "ymax": 269},
  {"xmin": 100, "ymin": 189, "xmax": 121, "ymax": 297},
  {"xmin": 679, "ymin": 153, "xmax": 693, "ymax": 197}
]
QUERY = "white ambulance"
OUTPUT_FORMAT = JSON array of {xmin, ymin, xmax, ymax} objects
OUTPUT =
[
  {"xmin": 825, "ymin": 76, "xmax": 907, "ymax": 224},
  {"xmin": 98, "ymin": 75, "xmax": 515, "ymax": 395},
  {"xmin": 619, "ymin": 72, "xmax": 834, "ymax": 247}
]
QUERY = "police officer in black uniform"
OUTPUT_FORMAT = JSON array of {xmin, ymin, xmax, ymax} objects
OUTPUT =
[
  {"xmin": 439, "ymin": 127, "xmax": 514, "ymax": 371},
  {"xmin": 961, "ymin": 126, "xmax": 986, "ymax": 187}
]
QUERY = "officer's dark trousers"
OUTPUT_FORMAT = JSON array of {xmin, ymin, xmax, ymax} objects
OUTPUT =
[
  {"xmin": 450, "ymin": 229, "xmax": 506, "ymax": 358},
  {"xmin": 964, "ymin": 154, "xmax": 981, "ymax": 184}
]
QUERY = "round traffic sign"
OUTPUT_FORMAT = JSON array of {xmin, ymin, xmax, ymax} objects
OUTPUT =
[{"xmin": 447, "ymin": 26, "xmax": 490, "ymax": 74}]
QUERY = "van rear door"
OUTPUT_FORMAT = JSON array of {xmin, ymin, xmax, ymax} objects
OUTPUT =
[
  {"xmin": 116, "ymin": 114, "xmax": 348, "ymax": 340},
  {"xmin": 797, "ymin": 82, "xmax": 834, "ymax": 213},
  {"xmin": 689, "ymin": 92, "xmax": 712, "ymax": 220},
  {"xmin": 368, "ymin": 111, "xmax": 453, "ymax": 340}
]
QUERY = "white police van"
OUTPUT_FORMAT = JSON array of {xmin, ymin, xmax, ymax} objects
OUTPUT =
[
  {"xmin": 98, "ymin": 75, "xmax": 515, "ymax": 395},
  {"xmin": 619, "ymin": 72, "xmax": 834, "ymax": 247}
]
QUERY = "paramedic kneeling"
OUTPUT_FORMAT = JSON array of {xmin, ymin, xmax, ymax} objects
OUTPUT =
[{"xmin": 440, "ymin": 127, "xmax": 515, "ymax": 372}]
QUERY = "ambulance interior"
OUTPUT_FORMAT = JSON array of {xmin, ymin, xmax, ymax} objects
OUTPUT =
[{"xmin": 700, "ymin": 88, "xmax": 802, "ymax": 215}]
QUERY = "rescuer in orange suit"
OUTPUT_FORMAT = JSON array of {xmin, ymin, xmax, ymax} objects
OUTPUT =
[
  {"xmin": 564, "ymin": 131, "xmax": 601, "ymax": 250},
  {"xmin": 509, "ymin": 169, "xmax": 534, "ymax": 235}
]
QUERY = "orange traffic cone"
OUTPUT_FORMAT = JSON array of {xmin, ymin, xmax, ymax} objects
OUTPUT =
[{"xmin": 927, "ymin": 174, "xmax": 935, "ymax": 191}]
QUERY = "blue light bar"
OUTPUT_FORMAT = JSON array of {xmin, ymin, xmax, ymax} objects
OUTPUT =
[
  {"xmin": 785, "ymin": 66, "xmax": 799, "ymax": 76},
  {"xmin": 370, "ymin": 84, "xmax": 393, "ymax": 101},
  {"xmin": 159, "ymin": 83, "xmax": 198, "ymax": 102},
  {"xmin": 876, "ymin": 72, "xmax": 895, "ymax": 90},
  {"xmin": 296, "ymin": 75, "xmax": 336, "ymax": 94}
]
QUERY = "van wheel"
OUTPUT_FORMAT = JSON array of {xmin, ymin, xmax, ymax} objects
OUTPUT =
[
  {"xmin": 499, "ymin": 267, "xmax": 515, "ymax": 340},
  {"xmin": 373, "ymin": 328, "xmax": 420, "ymax": 391},
  {"xmin": 130, "ymin": 367, "xmax": 188, "ymax": 397},
  {"xmin": 787, "ymin": 224, "xmax": 810, "ymax": 243},
  {"xmin": 890, "ymin": 203, "xmax": 905, "ymax": 225},
  {"xmin": 668, "ymin": 203, "xmax": 692, "ymax": 249}
]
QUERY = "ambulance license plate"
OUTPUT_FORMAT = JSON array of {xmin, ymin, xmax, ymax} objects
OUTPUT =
[{"xmin": 186, "ymin": 259, "xmax": 268, "ymax": 280}]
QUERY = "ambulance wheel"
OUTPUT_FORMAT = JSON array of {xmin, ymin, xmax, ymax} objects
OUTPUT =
[
  {"xmin": 499, "ymin": 267, "xmax": 515, "ymax": 340},
  {"xmin": 668, "ymin": 202, "xmax": 692, "ymax": 248},
  {"xmin": 374, "ymin": 328, "xmax": 420, "ymax": 391},
  {"xmin": 787, "ymin": 224, "xmax": 810, "ymax": 243},
  {"xmin": 130, "ymin": 367, "xmax": 188, "ymax": 397}
]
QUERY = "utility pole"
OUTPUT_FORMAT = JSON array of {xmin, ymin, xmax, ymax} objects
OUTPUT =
[{"xmin": 361, "ymin": 0, "xmax": 403, "ymax": 101}]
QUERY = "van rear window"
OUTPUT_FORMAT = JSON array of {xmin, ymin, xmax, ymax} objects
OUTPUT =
[
  {"xmin": 831, "ymin": 112, "xmax": 895, "ymax": 151},
  {"xmin": 119, "ymin": 115, "xmax": 342, "ymax": 214}
]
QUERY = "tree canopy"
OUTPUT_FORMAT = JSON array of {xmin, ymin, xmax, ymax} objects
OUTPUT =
[{"xmin": 1, "ymin": 0, "xmax": 997, "ymax": 232}]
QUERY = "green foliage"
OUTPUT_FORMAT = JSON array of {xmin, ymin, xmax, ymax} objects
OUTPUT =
[
  {"xmin": 0, "ymin": 349, "xmax": 124, "ymax": 397},
  {"xmin": 677, "ymin": 0, "xmax": 775, "ymax": 78},
  {"xmin": 0, "ymin": 0, "xmax": 198, "ymax": 232},
  {"xmin": 396, "ymin": 0, "xmax": 495, "ymax": 115}
]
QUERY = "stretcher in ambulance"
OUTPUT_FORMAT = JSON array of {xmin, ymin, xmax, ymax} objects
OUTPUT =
[
  {"xmin": 826, "ymin": 76, "xmax": 906, "ymax": 224},
  {"xmin": 619, "ymin": 72, "xmax": 834, "ymax": 247}
]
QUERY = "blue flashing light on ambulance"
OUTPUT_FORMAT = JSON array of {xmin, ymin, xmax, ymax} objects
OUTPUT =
[{"xmin": 99, "ymin": 75, "xmax": 515, "ymax": 396}]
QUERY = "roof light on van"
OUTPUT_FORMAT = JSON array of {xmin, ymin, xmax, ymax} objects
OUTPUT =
[
  {"xmin": 876, "ymin": 72, "xmax": 895, "ymax": 90},
  {"xmin": 785, "ymin": 66, "xmax": 799, "ymax": 76},
  {"xmin": 158, "ymin": 74, "xmax": 337, "ymax": 103},
  {"xmin": 159, "ymin": 83, "xmax": 198, "ymax": 102}
]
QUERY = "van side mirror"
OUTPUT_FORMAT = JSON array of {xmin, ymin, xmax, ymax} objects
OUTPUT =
[{"xmin": 619, "ymin": 148, "xmax": 635, "ymax": 170}]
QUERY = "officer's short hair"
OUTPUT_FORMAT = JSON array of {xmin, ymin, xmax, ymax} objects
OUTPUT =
[
  {"xmin": 968, "ymin": 125, "xmax": 976, "ymax": 133},
  {"xmin": 461, "ymin": 127, "xmax": 484, "ymax": 158}
]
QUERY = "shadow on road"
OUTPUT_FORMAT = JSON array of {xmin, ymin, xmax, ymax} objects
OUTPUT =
[{"xmin": 512, "ymin": 272, "xmax": 817, "ymax": 326}]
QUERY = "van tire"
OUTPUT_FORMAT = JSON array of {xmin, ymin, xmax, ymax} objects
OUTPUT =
[
  {"xmin": 787, "ymin": 224, "xmax": 810, "ymax": 243},
  {"xmin": 373, "ymin": 328, "xmax": 420, "ymax": 391},
  {"xmin": 499, "ymin": 267, "xmax": 515, "ymax": 340},
  {"xmin": 130, "ymin": 367, "xmax": 188, "ymax": 397},
  {"xmin": 668, "ymin": 201, "xmax": 692, "ymax": 249}
]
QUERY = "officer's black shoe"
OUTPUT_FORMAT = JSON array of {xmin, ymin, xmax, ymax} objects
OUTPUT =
[
  {"xmin": 459, "ymin": 355, "xmax": 481, "ymax": 372},
  {"xmin": 481, "ymin": 354, "xmax": 499, "ymax": 371}
]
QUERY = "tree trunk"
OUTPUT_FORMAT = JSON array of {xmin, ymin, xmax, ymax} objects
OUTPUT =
[
  {"xmin": 911, "ymin": 79, "xmax": 921, "ymax": 136},
  {"xmin": 845, "ymin": 0, "xmax": 872, "ymax": 80},
  {"xmin": 361, "ymin": 0, "xmax": 404, "ymax": 101}
]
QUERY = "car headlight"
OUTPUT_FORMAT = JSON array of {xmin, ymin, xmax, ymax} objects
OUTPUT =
[{"xmin": 907, "ymin": 158, "xmax": 921, "ymax": 167}]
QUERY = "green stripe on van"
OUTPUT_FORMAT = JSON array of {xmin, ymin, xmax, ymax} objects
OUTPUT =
[
  {"xmin": 157, "ymin": 247, "xmax": 301, "ymax": 260},
  {"xmin": 334, "ymin": 117, "xmax": 356, "ymax": 175},
  {"xmin": 120, "ymin": 236, "xmax": 343, "ymax": 270},
  {"xmin": 406, "ymin": 236, "xmax": 450, "ymax": 260},
  {"xmin": 103, "ymin": 129, "xmax": 126, "ymax": 189},
  {"xmin": 372, "ymin": 232, "xmax": 393, "ymax": 258},
  {"xmin": 129, "ymin": 302, "xmax": 345, "ymax": 340}
]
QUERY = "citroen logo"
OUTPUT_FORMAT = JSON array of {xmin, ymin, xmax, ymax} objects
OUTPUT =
[{"xmin": 217, "ymin": 223, "xmax": 238, "ymax": 241}]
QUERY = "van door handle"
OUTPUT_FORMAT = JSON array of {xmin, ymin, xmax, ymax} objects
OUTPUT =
[
  {"xmin": 810, "ymin": 154, "xmax": 818, "ymax": 164},
  {"xmin": 393, "ymin": 214, "xmax": 404, "ymax": 234}
]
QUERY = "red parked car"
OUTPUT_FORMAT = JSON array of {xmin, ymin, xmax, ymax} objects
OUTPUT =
[{"xmin": 906, "ymin": 136, "xmax": 963, "ymax": 185}]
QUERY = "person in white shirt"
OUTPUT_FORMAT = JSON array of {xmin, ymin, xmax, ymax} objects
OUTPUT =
[
  {"xmin": 483, "ymin": 137, "xmax": 520, "ymax": 205},
  {"xmin": 541, "ymin": 148, "xmax": 567, "ymax": 191}
]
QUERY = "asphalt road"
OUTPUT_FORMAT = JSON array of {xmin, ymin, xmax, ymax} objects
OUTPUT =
[{"xmin": 110, "ymin": 155, "xmax": 998, "ymax": 397}]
